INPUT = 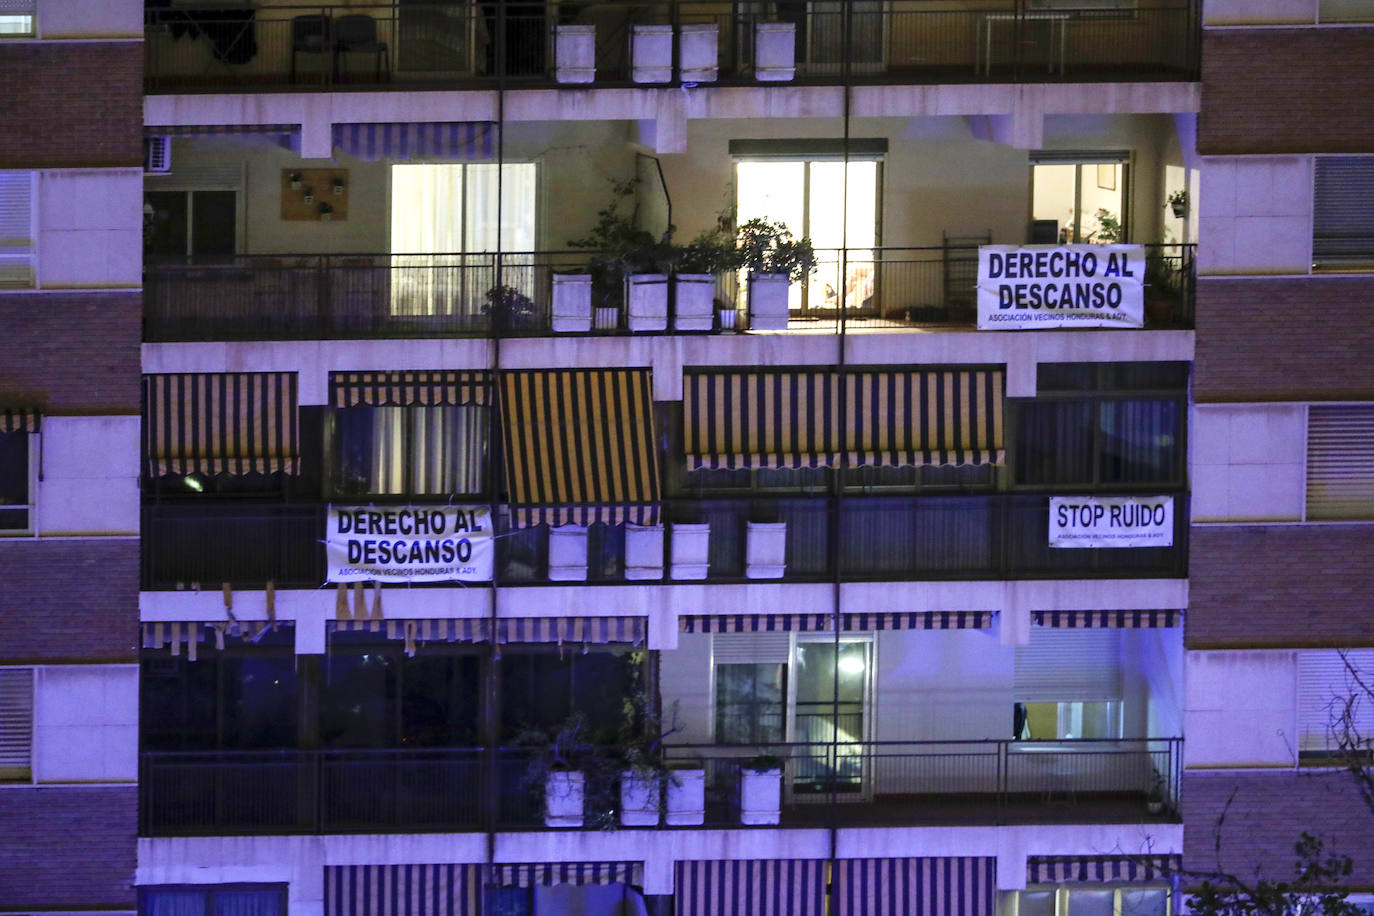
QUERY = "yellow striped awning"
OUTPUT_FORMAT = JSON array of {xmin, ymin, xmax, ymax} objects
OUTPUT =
[
  {"xmin": 329, "ymin": 370, "xmax": 491, "ymax": 408},
  {"xmin": 143, "ymin": 373, "xmax": 299, "ymax": 477},
  {"xmin": 684, "ymin": 369, "xmax": 1004, "ymax": 470},
  {"xmin": 499, "ymin": 369, "xmax": 660, "ymax": 528},
  {"xmin": 0, "ymin": 408, "xmax": 38, "ymax": 434}
]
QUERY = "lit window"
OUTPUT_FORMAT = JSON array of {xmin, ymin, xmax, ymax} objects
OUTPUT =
[{"xmin": 331, "ymin": 405, "xmax": 488, "ymax": 497}]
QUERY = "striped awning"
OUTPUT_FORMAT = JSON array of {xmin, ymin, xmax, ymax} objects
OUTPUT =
[
  {"xmin": 332, "ymin": 122, "xmax": 495, "ymax": 162},
  {"xmin": 324, "ymin": 865, "xmax": 479, "ymax": 916},
  {"xmin": 330, "ymin": 619, "xmax": 489, "ymax": 656},
  {"xmin": 675, "ymin": 860, "xmax": 826, "ymax": 916},
  {"xmin": 143, "ymin": 373, "xmax": 299, "ymax": 477},
  {"xmin": 500, "ymin": 369, "xmax": 660, "ymax": 528},
  {"xmin": 330, "ymin": 371, "xmax": 491, "ymax": 408},
  {"xmin": 497, "ymin": 617, "xmax": 645, "ymax": 645},
  {"xmin": 679, "ymin": 614, "xmax": 834, "ymax": 634},
  {"xmin": 843, "ymin": 612, "xmax": 993, "ymax": 630},
  {"xmin": 684, "ymin": 369, "xmax": 1004, "ymax": 470},
  {"xmin": 140, "ymin": 621, "xmax": 281, "ymax": 661},
  {"xmin": 146, "ymin": 124, "xmax": 300, "ymax": 153},
  {"xmin": 0, "ymin": 408, "xmax": 38, "ymax": 434},
  {"xmin": 1033, "ymin": 610, "xmax": 1181, "ymax": 628},
  {"xmin": 1027, "ymin": 856, "xmax": 1178, "ymax": 884},
  {"xmin": 835, "ymin": 858, "xmax": 996, "ymax": 916},
  {"xmin": 491, "ymin": 862, "xmax": 642, "ymax": 887}
]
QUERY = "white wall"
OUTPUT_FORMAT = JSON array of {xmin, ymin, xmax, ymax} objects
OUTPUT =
[
  {"xmin": 36, "ymin": 416, "xmax": 140, "ymax": 536},
  {"xmin": 874, "ymin": 628, "xmax": 1014, "ymax": 742},
  {"xmin": 38, "ymin": 0, "xmax": 144, "ymax": 38},
  {"xmin": 33, "ymin": 664, "xmax": 138, "ymax": 783},
  {"xmin": 1190, "ymin": 403, "xmax": 1306, "ymax": 522},
  {"xmin": 1121, "ymin": 628, "xmax": 1184, "ymax": 738},
  {"xmin": 1185, "ymin": 650, "xmax": 1297, "ymax": 767},
  {"xmin": 1198, "ymin": 156, "xmax": 1312, "ymax": 275},
  {"xmin": 1203, "ymin": 0, "xmax": 1321, "ymax": 24},
  {"xmin": 37, "ymin": 169, "xmax": 142, "ymax": 288}
]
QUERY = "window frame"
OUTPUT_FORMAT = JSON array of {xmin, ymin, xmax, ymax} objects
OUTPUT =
[
  {"xmin": 0, "ymin": 666, "xmax": 34, "ymax": 784},
  {"xmin": 1302, "ymin": 402, "xmax": 1374, "ymax": 522},
  {"xmin": 0, "ymin": 427, "xmax": 36, "ymax": 535},
  {"xmin": 138, "ymin": 884, "xmax": 288, "ymax": 916},
  {"xmin": 0, "ymin": 170, "xmax": 36, "ymax": 288},
  {"xmin": 1008, "ymin": 885, "xmax": 1172, "ymax": 916},
  {"xmin": 1028, "ymin": 152, "xmax": 1133, "ymax": 245},
  {"xmin": 326, "ymin": 403, "xmax": 490, "ymax": 500}
]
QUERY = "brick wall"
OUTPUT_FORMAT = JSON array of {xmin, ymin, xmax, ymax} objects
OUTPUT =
[
  {"xmin": 0, "ymin": 42, "xmax": 142, "ymax": 168},
  {"xmin": 1201, "ymin": 28, "xmax": 1374, "ymax": 155},
  {"xmin": 1184, "ymin": 770, "xmax": 1374, "ymax": 888},
  {"xmin": 0, "ymin": 786, "xmax": 135, "ymax": 908},
  {"xmin": 1194, "ymin": 278, "xmax": 1374, "ymax": 402},
  {"xmin": 0, "ymin": 538, "xmax": 138, "ymax": 663},
  {"xmin": 1188, "ymin": 525, "xmax": 1374, "ymax": 648},
  {"xmin": 0, "ymin": 291, "xmax": 142, "ymax": 414}
]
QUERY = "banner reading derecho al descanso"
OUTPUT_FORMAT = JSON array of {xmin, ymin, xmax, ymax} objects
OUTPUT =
[
  {"xmin": 977, "ymin": 244, "xmax": 1145, "ymax": 329},
  {"xmin": 1049, "ymin": 495, "xmax": 1174, "ymax": 549},
  {"xmin": 326, "ymin": 505, "xmax": 493, "ymax": 582}
]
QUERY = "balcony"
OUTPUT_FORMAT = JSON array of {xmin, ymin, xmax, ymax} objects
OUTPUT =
[
  {"xmin": 143, "ymin": 1, "xmax": 1199, "ymax": 94},
  {"xmin": 142, "ymin": 245, "xmax": 1196, "ymax": 343},
  {"xmin": 139, "ymin": 737, "xmax": 1181, "ymax": 836}
]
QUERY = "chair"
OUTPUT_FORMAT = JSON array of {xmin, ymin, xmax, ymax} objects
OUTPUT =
[
  {"xmin": 290, "ymin": 14, "xmax": 330, "ymax": 83},
  {"xmin": 334, "ymin": 15, "xmax": 390, "ymax": 83}
]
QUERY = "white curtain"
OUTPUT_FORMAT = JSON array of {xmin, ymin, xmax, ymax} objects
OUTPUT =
[{"xmin": 368, "ymin": 406, "xmax": 487, "ymax": 495}]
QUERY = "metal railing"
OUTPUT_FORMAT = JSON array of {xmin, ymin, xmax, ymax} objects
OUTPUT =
[
  {"xmin": 140, "ymin": 737, "xmax": 1181, "ymax": 835},
  {"xmin": 144, "ymin": 1, "xmax": 1199, "ymax": 92},
  {"xmin": 143, "ymin": 245, "xmax": 1195, "ymax": 342}
]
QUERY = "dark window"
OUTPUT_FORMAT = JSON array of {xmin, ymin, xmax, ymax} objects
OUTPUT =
[
  {"xmin": 499, "ymin": 648, "xmax": 640, "ymax": 741},
  {"xmin": 1013, "ymin": 397, "xmax": 1182, "ymax": 488},
  {"xmin": 1037, "ymin": 361, "xmax": 1190, "ymax": 392},
  {"xmin": 320, "ymin": 642, "xmax": 481, "ymax": 748},
  {"xmin": 715, "ymin": 663, "xmax": 786, "ymax": 745},
  {"xmin": 0, "ymin": 431, "xmax": 30, "ymax": 531},
  {"xmin": 331, "ymin": 405, "xmax": 488, "ymax": 497},
  {"xmin": 140, "ymin": 885, "xmax": 285, "ymax": 916}
]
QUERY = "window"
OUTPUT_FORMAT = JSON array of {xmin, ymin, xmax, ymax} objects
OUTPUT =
[
  {"xmin": 0, "ymin": 667, "xmax": 33, "ymax": 782},
  {"xmin": 1013, "ymin": 397, "xmax": 1183, "ymax": 488},
  {"xmin": 1313, "ymin": 156, "xmax": 1374, "ymax": 270},
  {"xmin": 144, "ymin": 190, "xmax": 238, "ymax": 263},
  {"xmin": 0, "ymin": 4, "xmax": 33, "ymax": 38},
  {"xmin": 0, "ymin": 171, "xmax": 35, "ymax": 287},
  {"xmin": 1014, "ymin": 629, "xmax": 1123, "ymax": 736},
  {"xmin": 1030, "ymin": 153, "xmax": 1130, "ymax": 245},
  {"xmin": 498, "ymin": 647, "xmax": 642, "ymax": 740},
  {"xmin": 715, "ymin": 663, "xmax": 787, "ymax": 744},
  {"xmin": 1297, "ymin": 649, "xmax": 1374, "ymax": 757},
  {"xmin": 1016, "ymin": 701, "xmax": 1122, "ymax": 740},
  {"xmin": 331, "ymin": 405, "xmax": 488, "ymax": 496},
  {"xmin": 1305, "ymin": 405, "xmax": 1374, "ymax": 521},
  {"xmin": 1008, "ymin": 887, "xmax": 1169, "ymax": 916},
  {"xmin": 0, "ymin": 425, "xmax": 33, "ymax": 532},
  {"xmin": 140, "ymin": 885, "xmax": 285, "ymax": 916}
]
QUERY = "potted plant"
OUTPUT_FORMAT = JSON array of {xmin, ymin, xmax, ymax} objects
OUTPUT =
[
  {"xmin": 673, "ymin": 225, "xmax": 739, "ymax": 332},
  {"xmin": 736, "ymin": 217, "xmax": 816, "ymax": 330},
  {"xmin": 483, "ymin": 284, "xmax": 539, "ymax": 333},
  {"xmin": 1145, "ymin": 768, "xmax": 1166, "ymax": 815},
  {"xmin": 518, "ymin": 714, "xmax": 595, "ymax": 828},
  {"xmin": 289, "ymin": 172, "xmax": 302, "ymax": 190},
  {"xmin": 1086, "ymin": 208, "xmax": 1122, "ymax": 244},
  {"xmin": 738, "ymin": 752, "xmax": 783, "ymax": 825},
  {"xmin": 318, "ymin": 202, "xmax": 333, "ymax": 222},
  {"xmin": 616, "ymin": 690, "xmax": 683, "ymax": 827},
  {"xmin": 666, "ymin": 759, "xmax": 707, "ymax": 826},
  {"xmin": 332, "ymin": 177, "xmax": 345, "ymax": 196},
  {"xmin": 569, "ymin": 179, "xmax": 674, "ymax": 332},
  {"xmin": 1166, "ymin": 189, "xmax": 1189, "ymax": 219},
  {"xmin": 303, "ymin": 186, "xmax": 315, "ymax": 205}
]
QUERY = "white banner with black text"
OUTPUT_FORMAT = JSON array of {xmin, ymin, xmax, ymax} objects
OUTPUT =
[
  {"xmin": 326, "ymin": 505, "xmax": 493, "ymax": 582},
  {"xmin": 977, "ymin": 244, "xmax": 1144, "ymax": 329},
  {"xmin": 1048, "ymin": 495, "xmax": 1174, "ymax": 548}
]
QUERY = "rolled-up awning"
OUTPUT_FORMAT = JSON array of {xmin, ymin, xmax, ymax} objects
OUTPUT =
[
  {"xmin": 330, "ymin": 618, "xmax": 490, "ymax": 656},
  {"xmin": 330, "ymin": 370, "xmax": 491, "ymax": 408},
  {"xmin": 146, "ymin": 124, "xmax": 300, "ymax": 153},
  {"xmin": 0, "ymin": 408, "xmax": 38, "ymax": 434},
  {"xmin": 143, "ymin": 373, "xmax": 299, "ymax": 477},
  {"xmin": 834, "ymin": 858, "xmax": 996, "ymax": 916},
  {"xmin": 684, "ymin": 369, "xmax": 1004, "ymax": 470},
  {"xmin": 332, "ymin": 122, "xmax": 495, "ymax": 162},
  {"xmin": 1027, "ymin": 856, "xmax": 1178, "ymax": 883},
  {"xmin": 499, "ymin": 369, "xmax": 660, "ymax": 528},
  {"xmin": 1032, "ymin": 610, "xmax": 1181, "ymax": 628},
  {"xmin": 676, "ymin": 860, "xmax": 826, "ymax": 916},
  {"xmin": 679, "ymin": 614, "xmax": 833, "ymax": 634},
  {"xmin": 843, "ymin": 612, "xmax": 993, "ymax": 630},
  {"xmin": 491, "ymin": 862, "xmax": 643, "ymax": 887},
  {"xmin": 324, "ymin": 865, "xmax": 479, "ymax": 916},
  {"xmin": 497, "ymin": 616, "xmax": 645, "ymax": 645}
]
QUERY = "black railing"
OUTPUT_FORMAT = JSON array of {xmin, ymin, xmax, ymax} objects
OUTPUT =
[
  {"xmin": 140, "ymin": 737, "xmax": 1181, "ymax": 835},
  {"xmin": 140, "ymin": 493, "xmax": 1187, "ymax": 589},
  {"xmin": 143, "ymin": 245, "xmax": 1196, "ymax": 342},
  {"xmin": 144, "ymin": 1, "xmax": 1199, "ymax": 92}
]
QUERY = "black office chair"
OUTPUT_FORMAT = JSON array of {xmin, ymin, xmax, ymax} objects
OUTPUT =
[
  {"xmin": 290, "ymin": 14, "xmax": 330, "ymax": 83},
  {"xmin": 334, "ymin": 15, "xmax": 390, "ymax": 83}
]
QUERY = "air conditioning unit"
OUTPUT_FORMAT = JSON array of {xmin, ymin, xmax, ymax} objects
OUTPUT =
[{"xmin": 144, "ymin": 136, "xmax": 172, "ymax": 174}]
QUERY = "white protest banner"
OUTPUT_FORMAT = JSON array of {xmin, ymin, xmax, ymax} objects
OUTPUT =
[
  {"xmin": 1049, "ymin": 495, "xmax": 1174, "ymax": 549},
  {"xmin": 977, "ymin": 244, "xmax": 1145, "ymax": 330},
  {"xmin": 326, "ymin": 505, "xmax": 493, "ymax": 582}
]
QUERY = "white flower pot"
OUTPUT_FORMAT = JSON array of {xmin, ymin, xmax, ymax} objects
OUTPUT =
[
  {"xmin": 555, "ymin": 25, "xmax": 596, "ymax": 83},
  {"xmin": 670, "ymin": 522, "xmax": 711, "ymax": 580},
  {"xmin": 545, "ymin": 770, "xmax": 585, "ymax": 827},
  {"xmin": 624, "ymin": 523, "xmax": 664, "ymax": 580},
  {"xmin": 674, "ymin": 273, "xmax": 715, "ymax": 331},
  {"xmin": 552, "ymin": 273, "xmax": 592, "ymax": 332},
  {"xmin": 594, "ymin": 306, "xmax": 620, "ymax": 331},
  {"xmin": 666, "ymin": 768, "xmax": 706, "ymax": 826},
  {"xmin": 746, "ymin": 521, "xmax": 787, "ymax": 579},
  {"xmin": 620, "ymin": 770, "xmax": 661, "ymax": 826},
  {"xmin": 631, "ymin": 24, "xmax": 673, "ymax": 83},
  {"xmin": 548, "ymin": 524, "xmax": 588, "ymax": 581},
  {"xmin": 627, "ymin": 273, "xmax": 669, "ymax": 331},
  {"xmin": 739, "ymin": 766, "xmax": 782, "ymax": 825},
  {"xmin": 754, "ymin": 21, "xmax": 796, "ymax": 81},
  {"xmin": 747, "ymin": 272, "xmax": 791, "ymax": 330},
  {"xmin": 680, "ymin": 24, "xmax": 719, "ymax": 82},
  {"xmin": 718, "ymin": 307, "xmax": 739, "ymax": 331}
]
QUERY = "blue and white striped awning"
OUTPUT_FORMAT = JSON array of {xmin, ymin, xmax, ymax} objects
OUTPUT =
[
  {"xmin": 491, "ymin": 862, "xmax": 642, "ymax": 887},
  {"xmin": 324, "ymin": 865, "xmax": 479, "ymax": 916},
  {"xmin": 835, "ymin": 858, "xmax": 996, "ymax": 916},
  {"xmin": 679, "ymin": 614, "xmax": 834, "ymax": 634},
  {"xmin": 1033, "ymin": 610, "xmax": 1182, "ymax": 628},
  {"xmin": 146, "ymin": 124, "xmax": 300, "ymax": 153},
  {"xmin": 675, "ymin": 860, "xmax": 826, "ymax": 916},
  {"xmin": 843, "ymin": 612, "xmax": 993, "ymax": 630},
  {"xmin": 332, "ymin": 122, "xmax": 496, "ymax": 162},
  {"xmin": 1027, "ymin": 856, "xmax": 1178, "ymax": 883},
  {"xmin": 497, "ymin": 617, "xmax": 645, "ymax": 645}
]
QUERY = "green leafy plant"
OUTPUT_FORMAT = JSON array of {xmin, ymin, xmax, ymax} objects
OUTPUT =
[
  {"xmin": 569, "ymin": 178, "xmax": 675, "ymax": 276},
  {"xmin": 1166, "ymin": 189, "xmax": 1189, "ymax": 216},
  {"xmin": 743, "ymin": 752, "xmax": 784, "ymax": 774},
  {"xmin": 482, "ymin": 284, "xmax": 539, "ymax": 331},
  {"xmin": 675, "ymin": 225, "xmax": 742, "ymax": 275},
  {"xmin": 735, "ymin": 217, "xmax": 817, "ymax": 282},
  {"xmin": 1087, "ymin": 208, "xmax": 1123, "ymax": 244}
]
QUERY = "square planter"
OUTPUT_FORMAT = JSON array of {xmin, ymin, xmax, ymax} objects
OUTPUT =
[
  {"xmin": 552, "ymin": 273, "xmax": 592, "ymax": 332},
  {"xmin": 631, "ymin": 24, "xmax": 673, "ymax": 83},
  {"xmin": 666, "ymin": 767, "xmax": 706, "ymax": 826},
  {"xmin": 738, "ymin": 765, "xmax": 782, "ymax": 825},
  {"xmin": 555, "ymin": 25, "xmax": 596, "ymax": 83},
  {"xmin": 548, "ymin": 525, "xmax": 589, "ymax": 581},
  {"xmin": 745, "ymin": 521, "xmax": 786, "ymax": 579},
  {"xmin": 670, "ymin": 522, "xmax": 711, "ymax": 580},
  {"xmin": 674, "ymin": 273, "xmax": 715, "ymax": 331},
  {"xmin": 594, "ymin": 306, "xmax": 620, "ymax": 331},
  {"xmin": 747, "ymin": 272, "xmax": 791, "ymax": 330},
  {"xmin": 680, "ymin": 23, "xmax": 719, "ymax": 82},
  {"xmin": 545, "ymin": 770, "xmax": 586, "ymax": 827},
  {"xmin": 625, "ymin": 523, "xmax": 665, "ymax": 580},
  {"xmin": 754, "ymin": 21, "xmax": 796, "ymax": 81},
  {"xmin": 620, "ymin": 770, "xmax": 661, "ymax": 826},
  {"xmin": 627, "ymin": 273, "xmax": 669, "ymax": 331},
  {"xmin": 718, "ymin": 307, "xmax": 739, "ymax": 331}
]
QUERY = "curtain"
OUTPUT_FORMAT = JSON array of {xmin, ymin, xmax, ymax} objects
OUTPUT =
[
  {"xmin": 143, "ymin": 891, "xmax": 207, "ymax": 916},
  {"xmin": 1098, "ymin": 399, "xmax": 1179, "ymax": 485},
  {"xmin": 343, "ymin": 405, "xmax": 486, "ymax": 495},
  {"xmin": 467, "ymin": 163, "xmax": 538, "ymax": 304},
  {"xmin": 1014, "ymin": 400, "xmax": 1095, "ymax": 486},
  {"xmin": 215, "ymin": 890, "xmax": 283, "ymax": 916}
]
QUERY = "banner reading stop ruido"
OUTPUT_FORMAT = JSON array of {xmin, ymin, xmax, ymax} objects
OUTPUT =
[
  {"xmin": 326, "ymin": 505, "xmax": 494, "ymax": 582},
  {"xmin": 1048, "ymin": 495, "xmax": 1174, "ymax": 549}
]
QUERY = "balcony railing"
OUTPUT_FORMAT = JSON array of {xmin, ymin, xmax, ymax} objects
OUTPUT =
[
  {"xmin": 144, "ymin": 1, "xmax": 1199, "ymax": 93},
  {"xmin": 139, "ymin": 737, "xmax": 1181, "ymax": 836},
  {"xmin": 143, "ymin": 244, "xmax": 1195, "ymax": 342},
  {"xmin": 140, "ymin": 493, "xmax": 1188, "ymax": 589}
]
